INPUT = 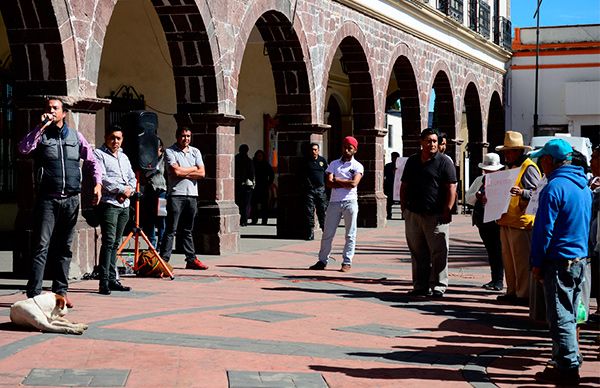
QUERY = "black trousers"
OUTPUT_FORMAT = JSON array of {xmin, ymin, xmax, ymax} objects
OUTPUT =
[
  {"xmin": 305, "ymin": 186, "xmax": 327, "ymax": 233},
  {"xmin": 477, "ymin": 221, "xmax": 504, "ymax": 286}
]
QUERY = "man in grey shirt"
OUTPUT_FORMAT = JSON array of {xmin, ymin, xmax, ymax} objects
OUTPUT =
[{"xmin": 159, "ymin": 127, "xmax": 208, "ymax": 270}]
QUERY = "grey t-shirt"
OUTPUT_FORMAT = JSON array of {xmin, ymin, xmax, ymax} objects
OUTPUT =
[{"xmin": 165, "ymin": 144, "xmax": 204, "ymax": 196}]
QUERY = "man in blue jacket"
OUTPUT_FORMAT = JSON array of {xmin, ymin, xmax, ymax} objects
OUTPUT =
[{"xmin": 530, "ymin": 139, "xmax": 592, "ymax": 385}]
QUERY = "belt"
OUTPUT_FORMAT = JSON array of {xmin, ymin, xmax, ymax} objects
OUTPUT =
[{"xmin": 559, "ymin": 258, "xmax": 586, "ymax": 270}]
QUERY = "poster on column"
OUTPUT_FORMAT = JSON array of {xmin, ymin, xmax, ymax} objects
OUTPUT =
[
  {"xmin": 483, "ymin": 168, "xmax": 520, "ymax": 223},
  {"xmin": 393, "ymin": 157, "xmax": 409, "ymax": 201}
]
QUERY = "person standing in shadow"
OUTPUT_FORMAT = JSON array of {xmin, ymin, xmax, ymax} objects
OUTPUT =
[
  {"xmin": 251, "ymin": 149, "xmax": 274, "ymax": 225},
  {"xmin": 235, "ymin": 144, "xmax": 255, "ymax": 226}
]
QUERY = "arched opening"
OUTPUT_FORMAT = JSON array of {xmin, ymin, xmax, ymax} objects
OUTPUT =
[
  {"xmin": 487, "ymin": 91, "xmax": 505, "ymax": 152},
  {"xmin": 236, "ymin": 10, "xmax": 312, "ymax": 237},
  {"xmin": 0, "ymin": 11, "xmax": 14, "ymax": 244},
  {"xmin": 463, "ymin": 82, "xmax": 483, "ymax": 188},
  {"xmin": 326, "ymin": 95, "xmax": 343, "ymax": 161},
  {"xmin": 430, "ymin": 71, "xmax": 456, "ymax": 158},
  {"xmin": 386, "ymin": 56, "xmax": 421, "ymax": 159}
]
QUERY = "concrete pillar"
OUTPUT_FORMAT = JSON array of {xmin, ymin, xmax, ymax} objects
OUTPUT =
[
  {"xmin": 175, "ymin": 112, "xmax": 243, "ymax": 255},
  {"xmin": 355, "ymin": 128, "xmax": 387, "ymax": 228}
]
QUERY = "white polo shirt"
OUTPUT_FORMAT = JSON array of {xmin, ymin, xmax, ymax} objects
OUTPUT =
[{"xmin": 327, "ymin": 157, "xmax": 364, "ymax": 202}]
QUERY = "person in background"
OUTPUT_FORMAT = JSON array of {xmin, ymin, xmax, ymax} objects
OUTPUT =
[
  {"xmin": 141, "ymin": 137, "xmax": 167, "ymax": 251},
  {"xmin": 19, "ymin": 98, "xmax": 102, "ymax": 307},
  {"xmin": 302, "ymin": 142, "xmax": 328, "ymax": 240},
  {"xmin": 309, "ymin": 136, "xmax": 363, "ymax": 272},
  {"xmin": 160, "ymin": 127, "xmax": 208, "ymax": 270},
  {"xmin": 530, "ymin": 139, "xmax": 591, "ymax": 385},
  {"xmin": 384, "ymin": 152, "xmax": 400, "ymax": 220},
  {"xmin": 494, "ymin": 131, "xmax": 541, "ymax": 306},
  {"xmin": 465, "ymin": 153, "xmax": 504, "ymax": 291},
  {"xmin": 235, "ymin": 144, "xmax": 255, "ymax": 227},
  {"xmin": 94, "ymin": 125, "xmax": 136, "ymax": 295},
  {"xmin": 589, "ymin": 146, "xmax": 600, "ymax": 315},
  {"xmin": 401, "ymin": 128, "xmax": 457, "ymax": 298},
  {"xmin": 251, "ymin": 149, "xmax": 274, "ymax": 225},
  {"xmin": 438, "ymin": 132, "xmax": 448, "ymax": 154}
]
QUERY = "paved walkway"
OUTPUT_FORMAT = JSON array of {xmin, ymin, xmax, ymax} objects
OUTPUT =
[{"xmin": 0, "ymin": 214, "xmax": 598, "ymax": 387}]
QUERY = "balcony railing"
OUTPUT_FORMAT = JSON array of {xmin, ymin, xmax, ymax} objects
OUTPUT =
[
  {"xmin": 494, "ymin": 16, "xmax": 512, "ymax": 50},
  {"xmin": 438, "ymin": 0, "xmax": 464, "ymax": 24}
]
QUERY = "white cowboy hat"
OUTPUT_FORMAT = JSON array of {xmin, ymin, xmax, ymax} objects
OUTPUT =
[
  {"xmin": 478, "ymin": 153, "xmax": 504, "ymax": 171},
  {"xmin": 495, "ymin": 131, "xmax": 532, "ymax": 152}
]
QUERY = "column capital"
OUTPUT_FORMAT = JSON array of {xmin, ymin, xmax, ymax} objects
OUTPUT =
[
  {"xmin": 355, "ymin": 127, "xmax": 388, "ymax": 137},
  {"xmin": 279, "ymin": 122, "xmax": 330, "ymax": 134},
  {"xmin": 175, "ymin": 112, "xmax": 245, "ymax": 127}
]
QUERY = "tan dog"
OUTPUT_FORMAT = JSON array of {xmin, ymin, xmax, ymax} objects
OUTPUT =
[{"xmin": 10, "ymin": 293, "xmax": 88, "ymax": 335}]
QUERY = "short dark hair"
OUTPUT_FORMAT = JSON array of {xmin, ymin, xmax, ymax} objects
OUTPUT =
[
  {"xmin": 105, "ymin": 124, "xmax": 123, "ymax": 137},
  {"xmin": 176, "ymin": 126, "xmax": 191, "ymax": 137},
  {"xmin": 420, "ymin": 128, "xmax": 439, "ymax": 140},
  {"xmin": 310, "ymin": 142, "xmax": 320, "ymax": 150},
  {"xmin": 438, "ymin": 131, "xmax": 448, "ymax": 142},
  {"xmin": 391, "ymin": 151, "xmax": 400, "ymax": 158},
  {"xmin": 239, "ymin": 144, "xmax": 249, "ymax": 154},
  {"xmin": 570, "ymin": 149, "xmax": 589, "ymax": 173},
  {"xmin": 46, "ymin": 96, "xmax": 70, "ymax": 112}
]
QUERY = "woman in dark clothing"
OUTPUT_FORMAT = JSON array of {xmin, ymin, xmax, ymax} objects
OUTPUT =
[{"xmin": 251, "ymin": 150, "xmax": 274, "ymax": 225}]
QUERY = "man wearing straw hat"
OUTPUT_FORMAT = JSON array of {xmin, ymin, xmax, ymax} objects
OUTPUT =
[{"xmin": 495, "ymin": 131, "xmax": 541, "ymax": 305}]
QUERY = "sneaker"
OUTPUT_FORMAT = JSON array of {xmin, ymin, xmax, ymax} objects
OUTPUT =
[
  {"xmin": 109, "ymin": 280, "xmax": 131, "ymax": 292},
  {"xmin": 186, "ymin": 258, "xmax": 209, "ymax": 270},
  {"xmin": 340, "ymin": 264, "xmax": 351, "ymax": 272},
  {"xmin": 483, "ymin": 282, "xmax": 503, "ymax": 291},
  {"xmin": 431, "ymin": 290, "xmax": 444, "ymax": 298},
  {"xmin": 309, "ymin": 261, "xmax": 326, "ymax": 270},
  {"xmin": 534, "ymin": 366, "xmax": 580, "ymax": 386}
]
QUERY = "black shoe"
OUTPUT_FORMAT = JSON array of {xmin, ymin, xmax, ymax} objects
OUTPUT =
[
  {"xmin": 109, "ymin": 280, "xmax": 131, "ymax": 292},
  {"xmin": 407, "ymin": 289, "xmax": 431, "ymax": 297},
  {"xmin": 309, "ymin": 261, "xmax": 326, "ymax": 270},
  {"xmin": 483, "ymin": 282, "xmax": 503, "ymax": 291},
  {"xmin": 431, "ymin": 290, "xmax": 444, "ymax": 298},
  {"xmin": 99, "ymin": 282, "xmax": 111, "ymax": 295},
  {"xmin": 535, "ymin": 366, "xmax": 580, "ymax": 386}
]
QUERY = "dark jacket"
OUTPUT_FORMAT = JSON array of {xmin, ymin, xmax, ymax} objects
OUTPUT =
[{"xmin": 36, "ymin": 125, "xmax": 81, "ymax": 196}]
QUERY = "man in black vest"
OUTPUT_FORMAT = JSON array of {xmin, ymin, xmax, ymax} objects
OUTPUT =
[{"xmin": 18, "ymin": 98, "xmax": 102, "ymax": 302}]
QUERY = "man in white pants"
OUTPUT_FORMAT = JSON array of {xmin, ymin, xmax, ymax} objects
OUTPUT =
[{"xmin": 309, "ymin": 136, "xmax": 363, "ymax": 272}]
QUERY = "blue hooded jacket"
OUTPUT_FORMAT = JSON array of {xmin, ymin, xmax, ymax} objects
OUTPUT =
[{"xmin": 530, "ymin": 165, "xmax": 592, "ymax": 267}]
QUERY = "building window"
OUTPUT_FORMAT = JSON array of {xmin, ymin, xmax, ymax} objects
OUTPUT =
[
  {"xmin": 495, "ymin": 16, "xmax": 512, "ymax": 50},
  {"xmin": 439, "ymin": 0, "xmax": 464, "ymax": 24},
  {"xmin": 388, "ymin": 125, "xmax": 393, "ymax": 148},
  {"xmin": 479, "ymin": 1, "xmax": 490, "ymax": 39},
  {"xmin": 469, "ymin": 0, "xmax": 478, "ymax": 32}
]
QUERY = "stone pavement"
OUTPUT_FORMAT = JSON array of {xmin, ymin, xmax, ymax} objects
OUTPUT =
[{"xmin": 0, "ymin": 214, "xmax": 598, "ymax": 387}]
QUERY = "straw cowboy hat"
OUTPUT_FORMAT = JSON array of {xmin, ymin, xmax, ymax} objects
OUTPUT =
[
  {"xmin": 478, "ymin": 153, "xmax": 504, "ymax": 171},
  {"xmin": 495, "ymin": 131, "xmax": 532, "ymax": 152}
]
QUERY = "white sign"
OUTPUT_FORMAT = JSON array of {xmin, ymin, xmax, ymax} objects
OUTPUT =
[
  {"xmin": 483, "ymin": 168, "xmax": 521, "ymax": 223},
  {"xmin": 393, "ymin": 157, "xmax": 409, "ymax": 201},
  {"xmin": 526, "ymin": 177, "xmax": 547, "ymax": 216}
]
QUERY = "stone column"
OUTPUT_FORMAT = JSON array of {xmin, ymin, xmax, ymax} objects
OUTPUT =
[
  {"xmin": 13, "ymin": 96, "xmax": 109, "ymax": 279},
  {"xmin": 355, "ymin": 128, "xmax": 387, "ymax": 228},
  {"xmin": 276, "ymin": 123, "xmax": 329, "ymax": 239},
  {"xmin": 175, "ymin": 113, "xmax": 243, "ymax": 255}
]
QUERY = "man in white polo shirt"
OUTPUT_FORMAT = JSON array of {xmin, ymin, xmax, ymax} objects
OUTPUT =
[{"xmin": 309, "ymin": 136, "xmax": 364, "ymax": 272}]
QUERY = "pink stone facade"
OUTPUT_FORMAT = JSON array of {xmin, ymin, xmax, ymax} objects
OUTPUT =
[{"xmin": 2, "ymin": 0, "xmax": 506, "ymax": 275}]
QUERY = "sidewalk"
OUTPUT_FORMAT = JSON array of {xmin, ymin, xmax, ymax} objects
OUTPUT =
[{"xmin": 0, "ymin": 214, "xmax": 598, "ymax": 387}]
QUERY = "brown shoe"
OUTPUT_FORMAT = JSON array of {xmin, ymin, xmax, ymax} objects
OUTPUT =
[{"xmin": 340, "ymin": 264, "xmax": 351, "ymax": 272}]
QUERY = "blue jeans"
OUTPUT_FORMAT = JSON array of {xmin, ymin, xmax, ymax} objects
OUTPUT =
[
  {"xmin": 26, "ymin": 195, "xmax": 79, "ymax": 298},
  {"xmin": 318, "ymin": 200, "xmax": 358, "ymax": 265},
  {"xmin": 160, "ymin": 196, "xmax": 197, "ymax": 261},
  {"xmin": 99, "ymin": 203, "xmax": 130, "ymax": 282},
  {"xmin": 543, "ymin": 259, "xmax": 585, "ymax": 371}
]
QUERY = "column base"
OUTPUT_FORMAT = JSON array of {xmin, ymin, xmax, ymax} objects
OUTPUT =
[
  {"xmin": 357, "ymin": 194, "xmax": 387, "ymax": 228},
  {"xmin": 194, "ymin": 201, "xmax": 239, "ymax": 255}
]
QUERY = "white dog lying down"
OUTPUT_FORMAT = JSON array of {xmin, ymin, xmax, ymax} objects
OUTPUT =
[{"xmin": 10, "ymin": 293, "xmax": 88, "ymax": 335}]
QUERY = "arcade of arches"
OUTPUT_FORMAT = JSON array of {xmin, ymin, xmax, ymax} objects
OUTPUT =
[{"xmin": 0, "ymin": 0, "xmax": 508, "ymax": 276}]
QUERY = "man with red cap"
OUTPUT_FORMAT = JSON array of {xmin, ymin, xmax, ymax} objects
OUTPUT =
[
  {"xmin": 309, "ymin": 136, "xmax": 363, "ymax": 272},
  {"xmin": 401, "ymin": 128, "xmax": 457, "ymax": 297}
]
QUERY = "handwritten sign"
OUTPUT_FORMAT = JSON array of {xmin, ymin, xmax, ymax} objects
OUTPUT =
[
  {"xmin": 525, "ymin": 177, "xmax": 547, "ymax": 215},
  {"xmin": 393, "ymin": 157, "xmax": 409, "ymax": 201},
  {"xmin": 483, "ymin": 168, "xmax": 520, "ymax": 223}
]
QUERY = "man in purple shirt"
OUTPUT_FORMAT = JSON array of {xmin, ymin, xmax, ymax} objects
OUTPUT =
[{"xmin": 18, "ymin": 98, "xmax": 102, "ymax": 302}]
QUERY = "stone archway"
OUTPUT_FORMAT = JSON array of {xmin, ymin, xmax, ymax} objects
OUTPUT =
[
  {"xmin": 428, "ymin": 67, "xmax": 456, "ymax": 161},
  {"xmin": 464, "ymin": 81, "xmax": 483, "ymax": 187},
  {"xmin": 487, "ymin": 91, "xmax": 505, "ymax": 151}
]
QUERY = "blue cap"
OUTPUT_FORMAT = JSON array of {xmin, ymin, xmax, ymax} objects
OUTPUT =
[{"xmin": 530, "ymin": 138, "xmax": 573, "ymax": 161}]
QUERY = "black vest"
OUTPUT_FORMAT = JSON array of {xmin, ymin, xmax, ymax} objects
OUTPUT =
[{"xmin": 36, "ymin": 125, "xmax": 81, "ymax": 196}]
